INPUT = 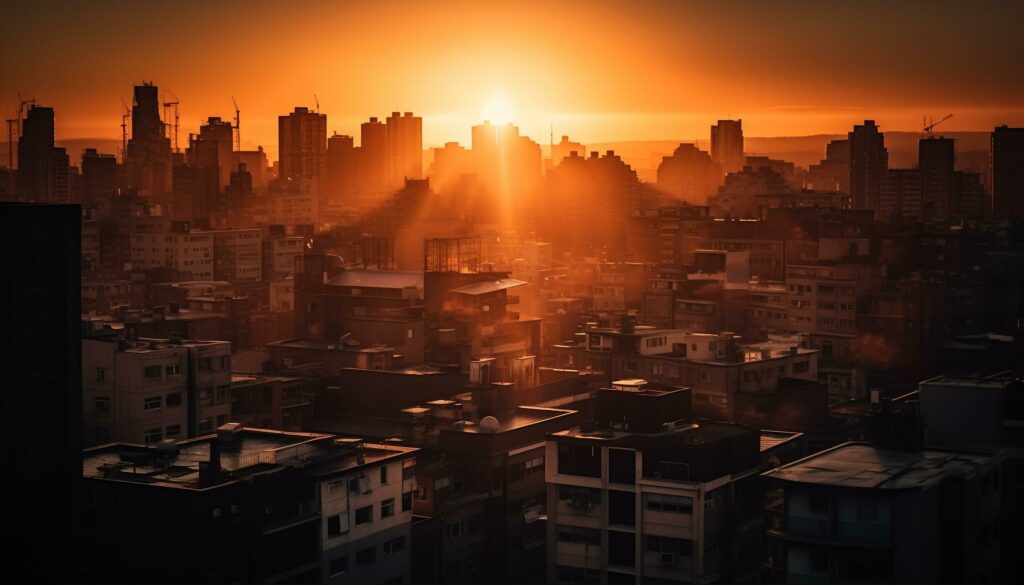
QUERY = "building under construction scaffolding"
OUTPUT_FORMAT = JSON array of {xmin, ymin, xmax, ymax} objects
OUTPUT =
[{"xmin": 424, "ymin": 236, "xmax": 480, "ymax": 273}]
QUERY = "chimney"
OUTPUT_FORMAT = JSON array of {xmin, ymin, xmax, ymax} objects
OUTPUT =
[{"xmin": 199, "ymin": 439, "xmax": 222, "ymax": 487}]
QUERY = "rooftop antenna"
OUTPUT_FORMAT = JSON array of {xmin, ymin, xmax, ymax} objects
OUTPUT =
[
  {"xmin": 923, "ymin": 114, "xmax": 953, "ymax": 137},
  {"xmin": 231, "ymin": 96, "xmax": 240, "ymax": 151},
  {"xmin": 120, "ymin": 98, "xmax": 131, "ymax": 163},
  {"xmin": 163, "ymin": 90, "xmax": 180, "ymax": 153}
]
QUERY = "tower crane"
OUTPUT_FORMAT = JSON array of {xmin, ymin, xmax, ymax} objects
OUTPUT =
[
  {"xmin": 231, "ymin": 96, "xmax": 240, "ymax": 151},
  {"xmin": 162, "ymin": 90, "xmax": 180, "ymax": 152},
  {"xmin": 923, "ymin": 114, "xmax": 953, "ymax": 137},
  {"xmin": 120, "ymin": 98, "xmax": 131, "ymax": 163}
]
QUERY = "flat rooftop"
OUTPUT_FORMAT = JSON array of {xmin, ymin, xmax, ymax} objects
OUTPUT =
[
  {"xmin": 763, "ymin": 442, "xmax": 994, "ymax": 490},
  {"xmin": 446, "ymin": 406, "xmax": 576, "ymax": 435},
  {"xmin": 83, "ymin": 428, "xmax": 331, "ymax": 490},
  {"xmin": 327, "ymin": 269, "xmax": 423, "ymax": 290},
  {"xmin": 920, "ymin": 375, "xmax": 1015, "ymax": 389},
  {"xmin": 449, "ymin": 278, "xmax": 527, "ymax": 296}
]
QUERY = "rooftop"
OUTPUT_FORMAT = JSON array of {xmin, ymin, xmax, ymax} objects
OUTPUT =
[
  {"xmin": 763, "ymin": 442, "xmax": 994, "ymax": 490},
  {"xmin": 449, "ymin": 278, "xmax": 527, "ymax": 296},
  {"xmin": 446, "ymin": 406, "xmax": 576, "ymax": 434},
  {"xmin": 327, "ymin": 269, "xmax": 423, "ymax": 290},
  {"xmin": 83, "ymin": 428, "xmax": 332, "ymax": 490},
  {"xmin": 920, "ymin": 375, "xmax": 1017, "ymax": 389}
]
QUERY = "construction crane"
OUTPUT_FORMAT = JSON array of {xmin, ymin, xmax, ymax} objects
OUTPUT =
[
  {"xmin": 6, "ymin": 93, "xmax": 37, "ymax": 169},
  {"xmin": 313, "ymin": 94, "xmax": 319, "ymax": 112},
  {"xmin": 923, "ymin": 114, "xmax": 953, "ymax": 137},
  {"xmin": 231, "ymin": 96, "xmax": 240, "ymax": 151},
  {"xmin": 162, "ymin": 90, "xmax": 180, "ymax": 152},
  {"xmin": 120, "ymin": 98, "xmax": 131, "ymax": 163}
]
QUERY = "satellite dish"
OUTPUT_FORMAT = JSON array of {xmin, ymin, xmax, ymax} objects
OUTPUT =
[{"xmin": 479, "ymin": 416, "xmax": 500, "ymax": 433}]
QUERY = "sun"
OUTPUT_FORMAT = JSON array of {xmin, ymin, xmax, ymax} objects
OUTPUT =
[{"xmin": 481, "ymin": 92, "xmax": 517, "ymax": 125}]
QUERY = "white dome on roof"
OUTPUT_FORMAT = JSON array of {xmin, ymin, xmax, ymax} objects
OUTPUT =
[{"xmin": 479, "ymin": 416, "xmax": 500, "ymax": 433}]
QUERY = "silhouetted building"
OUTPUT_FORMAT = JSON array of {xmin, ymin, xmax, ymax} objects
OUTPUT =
[
  {"xmin": 992, "ymin": 125, "xmax": 1024, "ymax": 220},
  {"xmin": 196, "ymin": 116, "xmax": 235, "ymax": 191},
  {"xmin": 919, "ymin": 136, "xmax": 954, "ymax": 219},
  {"xmin": 1, "ymin": 203, "xmax": 81, "ymax": 580},
  {"xmin": 126, "ymin": 83, "xmax": 173, "ymax": 199},
  {"xmin": 80, "ymin": 148, "xmax": 118, "ymax": 204},
  {"xmin": 879, "ymin": 169, "xmax": 922, "ymax": 222},
  {"xmin": 327, "ymin": 132, "xmax": 359, "ymax": 205},
  {"xmin": 386, "ymin": 111, "xmax": 423, "ymax": 189},
  {"xmin": 805, "ymin": 139, "xmax": 850, "ymax": 194},
  {"xmin": 16, "ymin": 105, "xmax": 71, "ymax": 202},
  {"xmin": 551, "ymin": 135, "xmax": 585, "ymax": 168},
  {"xmin": 361, "ymin": 116, "xmax": 388, "ymax": 194},
  {"xmin": 279, "ymin": 106, "xmax": 327, "ymax": 183},
  {"xmin": 711, "ymin": 119, "xmax": 744, "ymax": 175},
  {"xmin": 849, "ymin": 120, "xmax": 888, "ymax": 213},
  {"xmin": 657, "ymin": 143, "xmax": 721, "ymax": 204}
]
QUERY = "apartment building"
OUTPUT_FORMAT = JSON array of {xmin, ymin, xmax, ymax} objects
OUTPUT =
[
  {"xmin": 82, "ymin": 329, "xmax": 232, "ymax": 444},
  {"xmin": 201, "ymin": 228, "xmax": 262, "ymax": 282},
  {"xmin": 763, "ymin": 442, "xmax": 1002, "ymax": 584},
  {"xmin": 546, "ymin": 384, "xmax": 803, "ymax": 585},
  {"xmin": 129, "ymin": 222, "xmax": 214, "ymax": 280}
]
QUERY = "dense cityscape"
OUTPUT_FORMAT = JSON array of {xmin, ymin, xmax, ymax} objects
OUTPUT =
[{"xmin": 2, "ymin": 1, "xmax": 1023, "ymax": 584}]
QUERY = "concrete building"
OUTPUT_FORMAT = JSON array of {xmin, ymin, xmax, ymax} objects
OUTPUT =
[
  {"xmin": 201, "ymin": 227, "xmax": 262, "ymax": 282},
  {"xmin": 848, "ymin": 121, "xmax": 888, "ymax": 213},
  {"xmin": 126, "ymin": 83, "xmax": 173, "ymax": 199},
  {"xmin": 262, "ymin": 224, "xmax": 305, "ymax": 280},
  {"xmin": 992, "ymin": 125, "xmax": 1024, "ymax": 220},
  {"xmin": 879, "ymin": 169, "xmax": 922, "ymax": 222},
  {"xmin": 229, "ymin": 373, "xmax": 313, "ymax": 430},
  {"xmin": 763, "ymin": 442, "xmax": 1002, "ymax": 585},
  {"xmin": 16, "ymin": 104, "xmax": 71, "ymax": 202},
  {"xmin": 546, "ymin": 384, "xmax": 803, "ymax": 585},
  {"xmin": 711, "ymin": 119, "xmax": 744, "ymax": 176},
  {"xmin": 82, "ymin": 332, "xmax": 232, "ymax": 444},
  {"xmin": 919, "ymin": 136, "xmax": 954, "ymax": 220},
  {"xmin": 657, "ymin": 143, "xmax": 721, "ymax": 204},
  {"xmin": 129, "ymin": 221, "xmax": 214, "ymax": 279},
  {"xmin": 279, "ymin": 106, "xmax": 328, "ymax": 183},
  {"xmin": 386, "ymin": 111, "xmax": 423, "ymax": 189},
  {"xmin": 80, "ymin": 147, "xmax": 118, "ymax": 204}
]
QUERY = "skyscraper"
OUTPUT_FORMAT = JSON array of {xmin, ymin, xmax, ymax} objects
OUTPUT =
[
  {"xmin": 125, "ymin": 83, "xmax": 173, "ymax": 199},
  {"xmin": 992, "ymin": 126, "xmax": 1024, "ymax": 220},
  {"xmin": 711, "ymin": 119, "xmax": 744, "ymax": 175},
  {"xmin": 80, "ymin": 148, "xmax": 118, "ymax": 205},
  {"xmin": 16, "ymin": 105, "xmax": 70, "ymax": 203},
  {"xmin": 849, "ymin": 120, "xmax": 888, "ymax": 213},
  {"xmin": 278, "ymin": 106, "xmax": 327, "ymax": 182},
  {"xmin": 360, "ymin": 116, "xmax": 388, "ymax": 194},
  {"xmin": 386, "ymin": 111, "xmax": 423, "ymax": 189},
  {"xmin": 194, "ymin": 116, "xmax": 234, "ymax": 191},
  {"xmin": 919, "ymin": 136, "xmax": 954, "ymax": 219},
  {"xmin": 326, "ymin": 133, "xmax": 359, "ymax": 206}
]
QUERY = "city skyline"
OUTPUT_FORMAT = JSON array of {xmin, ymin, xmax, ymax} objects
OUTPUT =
[{"xmin": 3, "ymin": 0, "xmax": 1023, "ymax": 156}]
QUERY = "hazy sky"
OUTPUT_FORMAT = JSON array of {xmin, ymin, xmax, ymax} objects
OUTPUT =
[{"xmin": 2, "ymin": 0, "xmax": 1022, "ymax": 158}]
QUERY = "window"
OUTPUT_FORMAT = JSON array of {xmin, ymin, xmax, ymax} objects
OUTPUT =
[
  {"xmin": 380, "ymin": 464, "xmax": 389, "ymax": 485},
  {"xmin": 327, "ymin": 512, "xmax": 349, "ymax": 537},
  {"xmin": 444, "ymin": 519, "xmax": 465, "ymax": 539},
  {"xmin": 166, "ymin": 424, "xmax": 181, "ymax": 438},
  {"xmin": 216, "ymin": 414, "xmax": 227, "ymax": 427},
  {"xmin": 402, "ymin": 491, "xmax": 413, "ymax": 512},
  {"xmin": 165, "ymin": 392, "xmax": 181, "ymax": 407},
  {"xmin": 355, "ymin": 505, "xmax": 373, "ymax": 525},
  {"xmin": 216, "ymin": 385, "xmax": 229, "ymax": 402},
  {"xmin": 556, "ymin": 524, "xmax": 600, "ymax": 545},
  {"xmin": 809, "ymin": 492, "xmax": 829, "ymax": 513},
  {"xmin": 356, "ymin": 546, "xmax": 375, "ymax": 566},
  {"xmin": 793, "ymin": 360, "xmax": 810, "ymax": 374},
  {"xmin": 144, "ymin": 365, "xmax": 162, "ymax": 380},
  {"xmin": 144, "ymin": 396, "xmax": 162, "ymax": 411},
  {"xmin": 434, "ymin": 476, "xmax": 452, "ymax": 490},
  {"xmin": 198, "ymin": 417, "xmax": 213, "ymax": 433},
  {"xmin": 646, "ymin": 535, "xmax": 692, "ymax": 557},
  {"xmin": 95, "ymin": 396, "xmax": 110, "ymax": 414},
  {"xmin": 381, "ymin": 498, "xmax": 395, "ymax": 518},
  {"xmin": 646, "ymin": 493, "xmax": 693, "ymax": 514},
  {"xmin": 165, "ymin": 363, "xmax": 181, "ymax": 377},
  {"xmin": 144, "ymin": 428, "xmax": 162, "ymax": 444},
  {"xmin": 402, "ymin": 461, "xmax": 415, "ymax": 479},
  {"xmin": 96, "ymin": 367, "xmax": 107, "ymax": 382},
  {"xmin": 382, "ymin": 536, "xmax": 405, "ymax": 556},
  {"xmin": 557, "ymin": 566, "xmax": 600, "ymax": 585}
]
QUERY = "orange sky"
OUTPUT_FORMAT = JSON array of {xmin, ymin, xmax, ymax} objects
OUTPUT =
[{"xmin": 3, "ymin": 0, "xmax": 1022, "ymax": 160}]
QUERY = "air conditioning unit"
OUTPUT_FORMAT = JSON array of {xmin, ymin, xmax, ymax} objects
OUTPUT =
[{"xmin": 660, "ymin": 552, "xmax": 677, "ymax": 566}]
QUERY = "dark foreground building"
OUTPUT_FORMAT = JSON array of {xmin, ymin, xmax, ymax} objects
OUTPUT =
[{"xmin": 0, "ymin": 203, "xmax": 82, "ymax": 579}]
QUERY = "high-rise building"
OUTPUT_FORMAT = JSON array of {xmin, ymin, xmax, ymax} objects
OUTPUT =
[
  {"xmin": 386, "ymin": 111, "xmax": 423, "ymax": 189},
  {"xmin": 919, "ymin": 136, "xmax": 955, "ymax": 219},
  {"xmin": 278, "ymin": 106, "xmax": 327, "ymax": 182},
  {"xmin": 656, "ymin": 143, "xmax": 721, "ymax": 204},
  {"xmin": 126, "ymin": 83, "xmax": 173, "ymax": 199},
  {"xmin": 849, "ymin": 120, "xmax": 888, "ymax": 213},
  {"xmin": 16, "ymin": 105, "xmax": 71, "ymax": 202},
  {"xmin": 992, "ymin": 125, "xmax": 1024, "ymax": 220},
  {"xmin": 327, "ymin": 132, "xmax": 359, "ymax": 205},
  {"xmin": 80, "ymin": 148, "xmax": 118, "ymax": 205},
  {"xmin": 711, "ymin": 119, "xmax": 744, "ymax": 176},
  {"xmin": 805, "ymin": 139, "xmax": 851, "ymax": 193},
  {"xmin": 195, "ymin": 116, "xmax": 234, "ymax": 191},
  {"xmin": 879, "ymin": 169, "xmax": 923, "ymax": 222},
  {"xmin": 0, "ymin": 204, "xmax": 82, "ymax": 579},
  {"xmin": 361, "ymin": 116, "xmax": 388, "ymax": 194}
]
